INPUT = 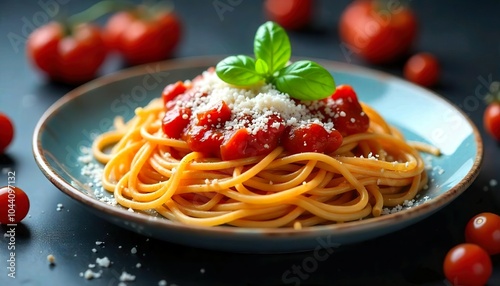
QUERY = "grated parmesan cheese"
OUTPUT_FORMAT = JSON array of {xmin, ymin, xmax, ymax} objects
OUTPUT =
[
  {"xmin": 131, "ymin": 247, "xmax": 137, "ymax": 254},
  {"xmin": 96, "ymin": 256, "xmax": 110, "ymax": 267},
  {"xmin": 82, "ymin": 269, "xmax": 102, "ymax": 280},
  {"xmin": 119, "ymin": 271, "xmax": 136, "ymax": 282},
  {"xmin": 381, "ymin": 196, "xmax": 431, "ymax": 215},
  {"xmin": 174, "ymin": 70, "xmax": 346, "ymax": 137}
]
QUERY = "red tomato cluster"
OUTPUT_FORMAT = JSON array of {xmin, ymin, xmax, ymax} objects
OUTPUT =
[
  {"xmin": 27, "ymin": 3, "xmax": 181, "ymax": 85},
  {"xmin": 27, "ymin": 22, "xmax": 107, "ymax": 85},
  {"xmin": 104, "ymin": 9, "xmax": 181, "ymax": 66},
  {"xmin": 443, "ymin": 212, "xmax": 500, "ymax": 285}
]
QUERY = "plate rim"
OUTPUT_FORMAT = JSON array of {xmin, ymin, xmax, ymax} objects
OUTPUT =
[{"xmin": 32, "ymin": 56, "xmax": 484, "ymax": 240}]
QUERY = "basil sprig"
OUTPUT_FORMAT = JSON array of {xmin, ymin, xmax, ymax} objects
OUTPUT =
[{"xmin": 216, "ymin": 21, "xmax": 335, "ymax": 101}]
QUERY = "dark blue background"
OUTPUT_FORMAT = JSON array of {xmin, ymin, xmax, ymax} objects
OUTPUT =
[{"xmin": 1, "ymin": 0, "xmax": 499, "ymax": 285}]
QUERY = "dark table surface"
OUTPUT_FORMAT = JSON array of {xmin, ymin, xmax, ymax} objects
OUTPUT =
[{"xmin": 1, "ymin": 0, "xmax": 500, "ymax": 285}]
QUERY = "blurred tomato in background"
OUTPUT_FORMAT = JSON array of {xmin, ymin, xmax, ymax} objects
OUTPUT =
[
  {"xmin": 104, "ymin": 5, "xmax": 182, "ymax": 66},
  {"xmin": 339, "ymin": 0, "xmax": 417, "ymax": 64},
  {"xmin": 26, "ymin": 21, "xmax": 107, "ymax": 84},
  {"xmin": 404, "ymin": 52, "xmax": 440, "ymax": 87},
  {"xmin": 264, "ymin": 0, "xmax": 312, "ymax": 30}
]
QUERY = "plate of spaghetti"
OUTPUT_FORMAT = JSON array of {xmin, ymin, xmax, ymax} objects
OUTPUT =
[{"xmin": 32, "ymin": 55, "xmax": 482, "ymax": 252}]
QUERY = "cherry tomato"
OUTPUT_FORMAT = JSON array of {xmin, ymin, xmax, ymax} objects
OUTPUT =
[
  {"xmin": 264, "ymin": 0, "xmax": 312, "ymax": 30},
  {"xmin": 26, "ymin": 21, "xmax": 107, "ymax": 84},
  {"xmin": 484, "ymin": 102, "xmax": 500, "ymax": 141},
  {"xmin": 443, "ymin": 243, "xmax": 492, "ymax": 286},
  {"xmin": 404, "ymin": 53, "xmax": 440, "ymax": 87},
  {"xmin": 0, "ymin": 113, "xmax": 14, "ymax": 154},
  {"xmin": 339, "ymin": 0, "xmax": 417, "ymax": 64},
  {"xmin": 465, "ymin": 212, "xmax": 500, "ymax": 255},
  {"xmin": 0, "ymin": 186, "xmax": 30, "ymax": 224},
  {"xmin": 104, "ymin": 7, "xmax": 182, "ymax": 65}
]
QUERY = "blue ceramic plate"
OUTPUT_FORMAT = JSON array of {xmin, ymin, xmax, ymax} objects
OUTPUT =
[{"xmin": 33, "ymin": 57, "xmax": 483, "ymax": 253}]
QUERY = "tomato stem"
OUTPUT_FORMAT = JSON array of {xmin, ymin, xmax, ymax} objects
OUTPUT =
[
  {"xmin": 485, "ymin": 82, "xmax": 500, "ymax": 104},
  {"xmin": 68, "ymin": 0, "xmax": 133, "ymax": 26},
  {"xmin": 135, "ymin": 1, "xmax": 173, "ymax": 21},
  {"xmin": 373, "ymin": 0, "xmax": 411, "ymax": 11}
]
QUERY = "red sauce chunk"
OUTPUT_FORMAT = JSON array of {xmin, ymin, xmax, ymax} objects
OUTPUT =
[
  {"xmin": 160, "ymin": 71, "xmax": 370, "ymax": 160},
  {"xmin": 221, "ymin": 114, "xmax": 285, "ymax": 160},
  {"xmin": 329, "ymin": 85, "xmax": 370, "ymax": 136},
  {"xmin": 282, "ymin": 123, "xmax": 343, "ymax": 154},
  {"xmin": 162, "ymin": 81, "xmax": 188, "ymax": 105}
]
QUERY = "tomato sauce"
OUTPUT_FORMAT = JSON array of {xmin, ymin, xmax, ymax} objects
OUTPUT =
[{"xmin": 161, "ymin": 78, "xmax": 369, "ymax": 161}]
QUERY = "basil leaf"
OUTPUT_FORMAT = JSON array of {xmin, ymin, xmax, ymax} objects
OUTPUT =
[
  {"xmin": 215, "ymin": 55, "xmax": 264, "ymax": 86},
  {"xmin": 255, "ymin": 58, "xmax": 269, "ymax": 75},
  {"xmin": 254, "ymin": 21, "xmax": 291, "ymax": 75},
  {"xmin": 273, "ymin": 61, "xmax": 336, "ymax": 101}
]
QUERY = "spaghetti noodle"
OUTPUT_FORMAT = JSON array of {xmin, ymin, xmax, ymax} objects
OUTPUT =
[{"xmin": 92, "ymin": 69, "xmax": 438, "ymax": 228}]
